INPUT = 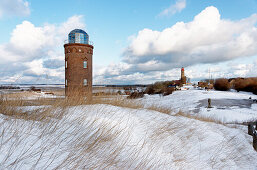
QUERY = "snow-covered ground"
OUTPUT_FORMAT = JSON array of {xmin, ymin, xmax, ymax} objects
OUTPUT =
[
  {"xmin": 139, "ymin": 87, "xmax": 257, "ymax": 123},
  {"xmin": 0, "ymin": 104, "xmax": 256, "ymax": 169},
  {"xmin": 2, "ymin": 91, "xmax": 64, "ymax": 100},
  {"xmin": 0, "ymin": 86, "xmax": 257, "ymax": 169}
]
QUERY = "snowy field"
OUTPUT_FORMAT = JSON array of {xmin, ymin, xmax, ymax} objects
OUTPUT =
[
  {"xmin": 139, "ymin": 86, "xmax": 257, "ymax": 123},
  {"xmin": 0, "ymin": 86, "xmax": 257, "ymax": 169}
]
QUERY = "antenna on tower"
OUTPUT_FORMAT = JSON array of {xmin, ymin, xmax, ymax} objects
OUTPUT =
[{"xmin": 208, "ymin": 68, "xmax": 211, "ymax": 85}]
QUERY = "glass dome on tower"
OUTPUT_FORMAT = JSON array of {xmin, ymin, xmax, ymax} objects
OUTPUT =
[{"xmin": 68, "ymin": 29, "xmax": 89, "ymax": 44}]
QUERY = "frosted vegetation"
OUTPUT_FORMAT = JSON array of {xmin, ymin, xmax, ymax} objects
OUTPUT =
[{"xmin": 0, "ymin": 87, "xmax": 257, "ymax": 169}]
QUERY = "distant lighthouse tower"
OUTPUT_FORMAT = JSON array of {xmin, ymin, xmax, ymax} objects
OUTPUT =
[
  {"xmin": 181, "ymin": 67, "xmax": 186, "ymax": 84},
  {"xmin": 64, "ymin": 29, "xmax": 93, "ymax": 100}
]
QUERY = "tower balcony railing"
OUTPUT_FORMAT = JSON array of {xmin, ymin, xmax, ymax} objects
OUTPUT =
[{"xmin": 64, "ymin": 40, "xmax": 94, "ymax": 46}]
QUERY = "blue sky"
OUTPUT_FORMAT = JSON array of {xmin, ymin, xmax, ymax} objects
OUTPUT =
[{"xmin": 0, "ymin": 0, "xmax": 257, "ymax": 84}]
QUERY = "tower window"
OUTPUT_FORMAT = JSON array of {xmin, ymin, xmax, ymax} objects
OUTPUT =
[
  {"xmin": 84, "ymin": 79, "xmax": 87, "ymax": 86},
  {"xmin": 83, "ymin": 61, "xmax": 87, "ymax": 68},
  {"xmin": 65, "ymin": 79, "xmax": 68, "ymax": 86},
  {"xmin": 65, "ymin": 61, "xmax": 67, "ymax": 68}
]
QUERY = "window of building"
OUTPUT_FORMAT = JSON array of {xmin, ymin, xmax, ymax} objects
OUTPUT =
[
  {"xmin": 84, "ymin": 79, "xmax": 87, "ymax": 86},
  {"xmin": 75, "ymin": 33, "xmax": 80, "ymax": 43},
  {"xmin": 65, "ymin": 61, "xmax": 67, "ymax": 68},
  {"xmin": 83, "ymin": 61, "xmax": 87, "ymax": 68},
  {"xmin": 65, "ymin": 79, "xmax": 68, "ymax": 86}
]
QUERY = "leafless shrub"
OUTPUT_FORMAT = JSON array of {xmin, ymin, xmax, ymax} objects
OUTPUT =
[
  {"xmin": 214, "ymin": 78, "xmax": 231, "ymax": 91},
  {"xmin": 163, "ymin": 87, "xmax": 175, "ymax": 96},
  {"xmin": 127, "ymin": 92, "xmax": 144, "ymax": 99},
  {"xmin": 145, "ymin": 81, "xmax": 175, "ymax": 96},
  {"xmin": 30, "ymin": 86, "xmax": 41, "ymax": 92},
  {"xmin": 234, "ymin": 77, "xmax": 257, "ymax": 94},
  {"xmin": 0, "ymin": 86, "xmax": 20, "ymax": 89},
  {"xmin": 145, "ymin": 85, "xmax": 155, "ymax": 95}
]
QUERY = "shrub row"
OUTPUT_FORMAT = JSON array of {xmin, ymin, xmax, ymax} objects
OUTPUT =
[
  {"xmin": 0, "ymin": 86, "xmax": 20, "ymax": 89},
  {"xmin": 234, "ymin": 78, "xmax": 257, "ymax": 95},
  {"xmin": 145, "ymin": 81, "xmax": 176, "ymax": 96},
  {"xmin": 214, "ymin": 77, "xmax": 257, "ymax": 94}
]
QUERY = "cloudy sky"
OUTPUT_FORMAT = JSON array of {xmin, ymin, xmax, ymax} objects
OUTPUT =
[{"xmin": 0, "ymin": 0, "xmax": 257, "ymax": 85}]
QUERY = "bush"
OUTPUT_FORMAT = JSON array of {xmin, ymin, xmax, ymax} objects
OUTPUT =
[
  {"xmin": 127, "ymin": 92, "xmax": 144, "ymax": 99},
  {"xmin": 163, "ymin": 87, "xmax": 175, "ymax": 96},
  {"xmin": 123, "ymin": 86, "xmax": 132, "ymax": 91},
  {"xmin": 145, "ymin": 81, "xmax": 175, "ymax": 96},
  {"xmin": 252, "ymin": 86, "xmax": 257, "ymax": 95},
  {"xmin": 234, "ymin": 77, "xmax": 257, "ymax": 94},
  {"xmin": 214, "ymin": 78, "xmax": 230, "ymax": 91},
  {"xmin": 198, "ymin": 81, "xmax": 208, "ymax": 88},
  {"xmin": 145, "ymin": 85, "xmax": 155, "ymax": 95},
  {"xmin": 0, "ymin": 86, "xmax": 20, "ymax": 89},
  {"xmin": 30, "ymin": 86, "xmax": 41, "ymax": 92}
]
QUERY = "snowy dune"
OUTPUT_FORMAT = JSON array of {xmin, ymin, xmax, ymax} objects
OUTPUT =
[
  {"xmin": 0, "ymin": 104, "xmax": 257, "ymax": 169},
  {"xmin": 0, "ymin": 87, "xmax": 257, "ymax": 169}
]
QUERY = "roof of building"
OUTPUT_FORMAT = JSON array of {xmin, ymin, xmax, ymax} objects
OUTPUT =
[{"xmin": 69, "ymin": 29, "xmax": 88, "ymax": 35}]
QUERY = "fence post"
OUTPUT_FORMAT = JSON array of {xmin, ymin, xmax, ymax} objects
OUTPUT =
[
  {"xmin": 207, "ymin": 98, "xmax": 212, "ymax": 108},
  {"xmin": 253, "ymin": 133, "xmax": 257, "ymax": 151},
  {"xmin": 248, "ymin": 123, "xmax": 254, "ymax": 136}
]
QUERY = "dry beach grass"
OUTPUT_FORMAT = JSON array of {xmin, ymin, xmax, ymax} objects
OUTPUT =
[{"xmin": 0, "ymin": 91, "xmax": 256, "ymax": 169}]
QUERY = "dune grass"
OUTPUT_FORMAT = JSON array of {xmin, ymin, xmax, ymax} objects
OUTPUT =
[
  {"xmin": 0, "ymin": 93, "xmax": 175, "ymax": 169},
  {"xmin": 0, "ymin": 92, "xmax": 256, "ymax": 169}
]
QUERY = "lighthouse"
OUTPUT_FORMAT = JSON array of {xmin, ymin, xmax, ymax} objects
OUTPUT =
[
  {"xmin": 181, "ymin": 67, "xmax": 186, "ymax": 84},
  {"xmin": 64, "ymin": 29, "xmax": 93, "ymax": 100}
]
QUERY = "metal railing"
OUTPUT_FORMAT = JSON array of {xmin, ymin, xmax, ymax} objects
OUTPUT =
[{"xmin": 64, "ymin": 40, "xmax": 94, "ymax": 46}]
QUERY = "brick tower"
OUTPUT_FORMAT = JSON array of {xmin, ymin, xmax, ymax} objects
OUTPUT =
[
  {"xmin": 64, "ymin": 29, "xmax": 93, "ymax": 100},
  {"xmin": 181, "ymin": 67, "xmax": 186, "ymax": 84}
]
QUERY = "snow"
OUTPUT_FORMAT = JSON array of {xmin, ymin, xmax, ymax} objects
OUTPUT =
[
  {"xmin": 26, "ymin": 91, "xmax": 62, "ymax": 99},
  {"xmin": 139, "ymin": 88, "xmax": 257, "ymax": 123},
  {"xmin": 0, "ymin": 103, "xmax": 257, "ymax": 169},
  {"xmin": 11, "ymin": 91, "xmax": 64, "ymax": 100},
  {"xmin": 0, "ymin": 86, "xmax": 257, "ymax": 169}
]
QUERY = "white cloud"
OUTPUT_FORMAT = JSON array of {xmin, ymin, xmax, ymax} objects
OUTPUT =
[
  {"xmin": 24, "ymin": 59, "xmax": 45, "ymax": 76},
  {"xmin": 6, "ymin": 15, "xmax": 85, "ymax": 62},
  {"xmin": 159, "ymin": 0, "xmax": 186, "ymax": 17},
  {"xmin": 0, "ymin": 0, "xmax": 30, "ymax": 17},
  {"xmin": 94, "ymin": 6, "xmax": 257, "ymax": 84},
  {"xmin": 124, "ymin": 6, "xmax": 257, "ymax": 68},
  {"xmin": 58, "ymin": 15, "xmax": 86, "ymax": 36},
  {"xmin": 10, "ymin": 21, "xmax": 48, "ymax": 59},
  {"xmin": 0, "ymin": 15, "xmax": 85, "ymax": 84}
]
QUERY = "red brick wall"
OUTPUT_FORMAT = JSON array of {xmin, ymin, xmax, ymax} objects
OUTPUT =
[{"xmin": 64, "ymin": 43, "xmax": 93, "ymax": 100}]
